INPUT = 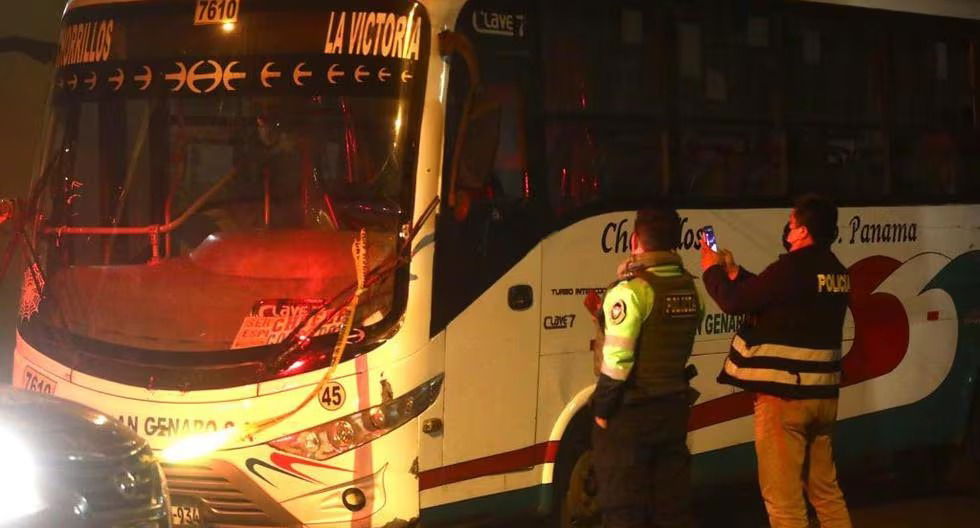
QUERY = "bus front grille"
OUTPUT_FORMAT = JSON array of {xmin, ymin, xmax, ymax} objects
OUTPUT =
[{"xmin": 162, "ymin": 461, "xmax": 297, "ymax": 527}]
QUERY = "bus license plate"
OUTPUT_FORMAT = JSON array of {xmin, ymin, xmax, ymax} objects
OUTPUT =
[{"xmin": 171, "ymin": 503, "xmax": 202, "ymax": 527}]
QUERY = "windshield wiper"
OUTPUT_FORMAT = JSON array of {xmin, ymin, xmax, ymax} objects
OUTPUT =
[{"xmin": 270, "ymin": 196, "xmax": 439, "ymax": 370}]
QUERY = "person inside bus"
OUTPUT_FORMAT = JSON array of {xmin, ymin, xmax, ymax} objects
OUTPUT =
[
  {"xmin": 700, "ymin": 194, "xmax": 852, "ymax": 528},
  {"xmin": 591, "ymin": 207, "xmax": 701, "ymax": 528}
]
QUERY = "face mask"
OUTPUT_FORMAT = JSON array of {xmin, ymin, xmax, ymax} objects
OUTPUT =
[{"xmin": 782, "ymin": 222, "xmax": 792, "ymax": 252}]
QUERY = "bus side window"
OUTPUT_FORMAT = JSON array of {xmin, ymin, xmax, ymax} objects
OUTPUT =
[
  {"xmin": 452, "ymin": 90, "xmax": 504, "ymax": 220},
  {"xmin": 671, "ymin": 1, "xmax": 786, "ymax": 202},
  {"xmin": 891, "ymin": 18, "xmax": 974, "ymax": 200},
  {"xmin": 432, "ymin": 0, "xmax": 538, "ymax": 335},
  {"xmin": 784, "ymin": 5, "xmax": 888, "ymax": 201},
  {"xmin": 444, "ymin": 49, "xmax": 529, "ymax": 223},
  {"xmin": 541, "ymin": 0, "xmax": 668, "ymax": 216}
]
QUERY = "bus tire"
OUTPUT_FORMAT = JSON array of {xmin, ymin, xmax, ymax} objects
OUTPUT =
[{"xmin": 551, "ymin": 411, "xmax": 601, "ymax": 528}]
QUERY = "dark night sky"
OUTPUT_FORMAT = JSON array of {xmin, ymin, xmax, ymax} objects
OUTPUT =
[{"xmin": 0, "ymin": 1, "xmax": 65, "ymax": 380}]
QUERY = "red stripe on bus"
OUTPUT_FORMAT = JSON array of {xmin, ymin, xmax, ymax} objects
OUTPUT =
[
  {"xmin": 688, "ymin": 391, "xmax": 754, "ymax": 431},
  {"xmin": 419, "ymin": 441, "xmax": 560, "ymax": 490}
]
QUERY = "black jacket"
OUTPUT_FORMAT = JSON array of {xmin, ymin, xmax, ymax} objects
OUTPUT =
[{"xmin": 704, "ymin": 245, "xmax": 850, "ymax": 399}]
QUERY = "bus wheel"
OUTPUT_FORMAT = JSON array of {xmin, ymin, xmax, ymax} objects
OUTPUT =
[
  {"xmin": 559, "ymin": 449, "xmax": 601, "ymax": 528},
  {"xmin": 553, "ymin": 413, "xmax": 601, "ymax": 528}
]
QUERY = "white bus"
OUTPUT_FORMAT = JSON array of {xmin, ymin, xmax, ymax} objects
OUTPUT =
[{"xmin": 10, "ymin": 0, "xmax": 980, "ymax": 526}]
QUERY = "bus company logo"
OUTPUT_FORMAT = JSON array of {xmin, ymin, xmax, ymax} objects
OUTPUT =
[
  {"xmin": 601, "ymin": 216, "xmax": 709, "ymax": 253},
  {"xmin": 57, "ymin": 19, "xmax": 114, "ymax": 67},
  {"xmin": 472, "ymin": 10, "xmax": 526, "ymax": 38},
  {"xmin": 323, "ymin": 11, "xmax": 423, "ymax": 61},
  {"xmin": 116, "ymin": 415, "xmax": 236, "ymax": 437},
  {"xmin": 601, "ymin": 219, "xmax": 631, "ymax": 253},
  {"xmin": 165, "ymin": 60, "xmax": 247, "ymax": 93},
  {"xmin": 543, "ymin": 314, "xmax": 576, "ymax": 330}
]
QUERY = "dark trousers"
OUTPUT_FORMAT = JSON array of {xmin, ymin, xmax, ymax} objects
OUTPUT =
[{"xmin": 592, "ymin": 395, "xmax": 694, "ymax": 528}]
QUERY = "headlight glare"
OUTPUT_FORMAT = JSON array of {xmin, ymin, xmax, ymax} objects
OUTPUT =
[{"xmin": 0, "ymin": 427, "xmax": 45, "ymax": 522}]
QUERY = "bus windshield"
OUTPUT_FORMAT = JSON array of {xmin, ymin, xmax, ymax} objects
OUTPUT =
[{"xmin": 21, "ymin": 0, "xmax": 429, "ymax": 355}]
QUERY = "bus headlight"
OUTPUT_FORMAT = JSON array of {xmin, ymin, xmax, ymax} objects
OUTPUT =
[{"xmin": 270, "ymin": 374, "xmax": 443, "ymax": 461}]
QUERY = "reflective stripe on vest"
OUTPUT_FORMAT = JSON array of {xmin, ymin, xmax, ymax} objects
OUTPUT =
[{"xmin": 720, "ymin": 335, "xmax": 842, "ymax": 399}]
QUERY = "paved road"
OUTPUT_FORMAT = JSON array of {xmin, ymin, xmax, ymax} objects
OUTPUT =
[
  {"xmin": 483, "ymin": 492, "xmax": 980, "ymax": 527},
  {"xmin": 696, "ymin": 492, "xmax": 980, "ymax": 527},
  {"xmin": 850, "ymin": 494, "xmax": 980, "ymax": 527}
]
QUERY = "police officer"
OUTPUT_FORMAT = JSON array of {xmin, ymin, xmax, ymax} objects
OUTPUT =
[
  {"xmin": 592, "ymin": 208, "xmax": 701, "ymax": 528},
  {"xmin": 700, "ymin": 193, "xmax": 852, "ymax": 528}
]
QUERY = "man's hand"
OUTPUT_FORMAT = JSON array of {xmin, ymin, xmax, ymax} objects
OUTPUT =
[
  {"xmin": 616, "ymin": 257, "xmax": 632, "ymax": 279},
  {"xmin": 584, "ymin": 290, "xmax": 602, "ymax": 319},
  {"xmin": 595, "ymin": 417, "xmax": 608, "ymax": 429},
  {"xmin": 700, "ymin": 233, "xmax": 722, "ymax": 271},
  {"xmin": 719, "ymin": 249, "xmax": 740, "ymax": 280}
]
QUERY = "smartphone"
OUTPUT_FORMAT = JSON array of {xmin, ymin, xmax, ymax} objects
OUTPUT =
[{"xmin": 703, "ymin": 225, "xmax": 718, "ymax": 252}]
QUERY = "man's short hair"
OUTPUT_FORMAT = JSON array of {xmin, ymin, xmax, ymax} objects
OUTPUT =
[
  {"xmin": 793, "ymin": 193, "xmax": 838, "ymax": 247},
  {"xmin": 635, "ymin": 208, "xmax": 681, "ymax": 251}
]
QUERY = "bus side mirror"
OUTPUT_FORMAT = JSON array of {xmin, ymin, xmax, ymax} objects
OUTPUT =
[{"xmin": 0, "ymin": 37, "xmax": 58, "ymax": 64}]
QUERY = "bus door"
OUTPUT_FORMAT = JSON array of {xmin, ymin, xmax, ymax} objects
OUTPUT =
[{"xmin": 428, "ymin": 0, "xmax": 544, "ymax": 488}]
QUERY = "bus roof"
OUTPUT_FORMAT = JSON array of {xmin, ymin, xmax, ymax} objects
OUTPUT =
[
  {"xmin": 806, "ymin": 0, "xmax": 980, "ymax": 20},
  {"xmin": 63, "ymin": 0, "xmax": 980, "ymax": 20},
  {"xmin": 64, "ymin": 0, "xmax": 142, "ymax": 16}
]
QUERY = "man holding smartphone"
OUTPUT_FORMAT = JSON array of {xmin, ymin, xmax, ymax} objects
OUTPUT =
[
  {"xmin": 590, "ymin": 207, "xmax": 702, "ymax": 528},
  {"xmin": 699, "ymin": 194, "xmax": 852, "ymax": 528}
]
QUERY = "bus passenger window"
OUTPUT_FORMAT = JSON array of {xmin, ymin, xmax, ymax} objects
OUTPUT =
[
  {"xmin": 788, "ymin": 127, "xmax": 888, "ymax": 200},
  {"xmin": 541, "ymin": 1, "xmax": 666, "ymax": 116},
  {"xmin": 891, "ymin": 24, "xmax": 974, "ymax": 199},
  {"xmin": 784, "ymin": 6, "xmax": 888, "ymax": 201},
  {"xmin": 671, "ymin": 1, "xmax": 786, "ymax": 201},
  {"xmin": 677, "ymin": 126, "xmax": 784, "ymax": 199},
  {"xmin": 545, "ymin": 122, "xmax": 666, "ymax": 216},
  {"xmin": 541, "ymin": 0, "xmax": 668, "ymax": 215}
]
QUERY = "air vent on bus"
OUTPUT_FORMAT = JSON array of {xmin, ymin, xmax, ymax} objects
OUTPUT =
[{"xmin": 162, "ymin": 462, "xmax": 296, "ymax": 527}]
